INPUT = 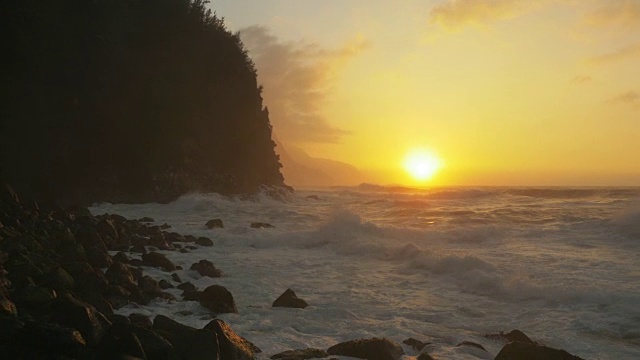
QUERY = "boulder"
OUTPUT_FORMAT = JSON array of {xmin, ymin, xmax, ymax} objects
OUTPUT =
[
  {"xmin": 12, "ymin": 284, "xmax": 57, "ymax": 311},
  {"xmin": 171, "ymin": 273, "xmax": 182, "ymax": 283},
  {"xmin": 495, "ymin": 341, "xmax": 584, "ymax": 360},
  {"xmin": 199, "ymin": 285, "xmax": 237, "ymax": 313},
  {"xmin": 327, "ymin": 338, "xmax": 405, "ymax": 360},
  {"xmin": 402, "ymin": 338, "xmax": 429, "ymax": 351},
  {"xmin": 127, "ymin": 324, "xmax": 175, "ymax": 360},
  {"xmin": 42, "ymin": 266, "xmax": 75, "ymax": 293},
  {"xmin": 158, "ymin": 279, "xmax": 173, "ymax": 289},
  {"xmin": 129, "ymin": 313, "xmax": 153, "ymax": 328},
  {"xmin": 195, "ymin": 237, "xmax": 213, "ymax": 247},
  {"xmin": 270, "ymin": 348, "xmax": 327, "ymax": 360},
  {"xmin": 105, "ymin": 261, "xmax": 136, "ymax": 287},
  {"xmin": 153, "ymin": 315, "xmax": 220, "ymax": 360},
  {"xmin": 190, "ymin": 260, "xmax": 223, "ymax": 278},
  {"xmin": 139, "ymin": 217, "xmax": 154, "ymax": 223},
  {"xmin": 141, "ymin": 252, "xmax": 176, "ymax": 271},
  {"xmin": 250, "ymin": 222, "xmax": 274, "ymax": 228},
  {"xmin": 205, "ymin": 219, "xmax": 224, "ymax": 229},
  {"xmin": 0, "ymin": 292, "xmax": 17, "ymax": 316},
  {"xmin": 272, "ymin": 289, "xmax": 308, "ymax": 309},
  {"xmin": 486, "ymin": 329, "xmax": 535, "ymax": 345},
  {"xmin": 113, "ymin": 251, "xmax": 130, "ymax": 264},
  {"xmin": 8, "ymin": 321, "xmax": 86, "ymax": 359},
  {"xmin": 165, "ymin": 232, "xmax": 186, "ymax": 243},
  {"xmin": 93, "ymin": 323, "xmax": 147, "ymax": 360},
  {"xmin": 204, "ymin": 319, "xmax": 261, "ymax": 359},
  {"xmin": 417, "ymin": 353, "xmax": 435, "ymax": 360},
  {"xmin": 456, "ymin": 341, "xmax": 486, "ymax": 351},
  {"xmin": 51, "ymin": 294, "xmax": 112, "ymax": 346}
]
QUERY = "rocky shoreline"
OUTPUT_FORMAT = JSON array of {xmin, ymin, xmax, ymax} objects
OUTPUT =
[{"xmin": 0, "ymin": 184, "xmax": 585, "ymax": 359}]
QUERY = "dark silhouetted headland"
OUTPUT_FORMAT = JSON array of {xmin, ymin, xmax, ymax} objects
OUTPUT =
[{"xmin": 1, "ymin": 0, "xmax": 286, "ymax": 206}]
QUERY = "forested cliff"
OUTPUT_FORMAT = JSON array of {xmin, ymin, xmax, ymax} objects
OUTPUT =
[{"xmin": 0, "ymin": 0, "xmax": 286, "ymax": 206}]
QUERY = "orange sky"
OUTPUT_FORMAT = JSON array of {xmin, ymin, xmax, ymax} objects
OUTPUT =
[{"xmin": 213, "ymin": 0, "xmax": 640, "ymax": 186}]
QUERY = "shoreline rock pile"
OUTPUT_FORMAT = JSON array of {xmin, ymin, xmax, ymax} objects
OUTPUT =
[{"xmin": 0, "ymin": 185, "xmax": 586, "ymax": 359}]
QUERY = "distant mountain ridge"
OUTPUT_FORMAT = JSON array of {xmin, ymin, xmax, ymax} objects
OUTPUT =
[{"xmin": 0, "ymin": 0, "xmax": 286, "ymax": 206}]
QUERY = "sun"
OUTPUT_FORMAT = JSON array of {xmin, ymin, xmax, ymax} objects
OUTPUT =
[{"xmin": 403, "ymin": 149, "xmax": 443, "ymax": 182}]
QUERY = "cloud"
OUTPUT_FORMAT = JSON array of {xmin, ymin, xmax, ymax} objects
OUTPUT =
[
  {"xmin": 608, "ymin": 90, "xmax": 640, "ymax": 108},
  {"xmin": 239, "ymin": 26, "xmax": 369, "ymax": 144},
  {"xmin": 582, "ymin": 0, "xmax": 640, "ymax": 29},
  {"xmin": 428, "ymin": 0, "xmax": 553, "ymax": 30},
  {"xmin": 570, "ymin": 75, "xmax": 592, "ymax": 84},
  {"xmin": 587, "ymin": 43, "xmax": 640, "ymax": 65}
]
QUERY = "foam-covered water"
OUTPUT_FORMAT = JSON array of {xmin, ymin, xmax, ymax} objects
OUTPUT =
[{"xmin": 91, "ymin": 186, "xmax": 640, "ymax": 359}]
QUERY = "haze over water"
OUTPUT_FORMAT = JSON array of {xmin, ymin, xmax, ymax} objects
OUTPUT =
[{"xmin": 92, "ymin": 186, "xmax": 640, "ymax": 360}]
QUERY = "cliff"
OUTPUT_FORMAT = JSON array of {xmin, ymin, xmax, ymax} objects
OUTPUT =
[{"xmin": 0, "ymin": 0, "xmax": 287, "ymax": 206}]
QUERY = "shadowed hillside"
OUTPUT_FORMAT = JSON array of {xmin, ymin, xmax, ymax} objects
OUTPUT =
[{"xmin": 0, "ymin": 0, "xmax": 286, "ymax": 206}]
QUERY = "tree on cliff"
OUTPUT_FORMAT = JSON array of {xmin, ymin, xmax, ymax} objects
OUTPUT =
[{"xmin": 0, "ymin": 0, "xmax": 286, "ymax": 205}]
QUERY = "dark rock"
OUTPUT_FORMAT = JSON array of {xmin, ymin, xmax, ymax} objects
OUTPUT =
[
  {"xmin": 128, "ymin": 323, "xmax": 175, "ymax": 360},
  {"xmin": 107, "ymin": 314, "xmax": 131, "ymax": 325},
  {"xmin": 139, "ymin": 276, "xmax": 162, "ymax": 303},
  {"xmin": 93, "ymin": 323, "xmax": 147, "ymax": 360},
  {"xmin": 180, "ymin": 248, "xmax": 189, "ymax": 253},
  {"xmin": 96, "ymin": 218, "xmax": 119, "ymax": 242},
  {"xmin": 104, "ymin": 285, "xmax": 132, "ymax": 309},
  {"xmin": 159, "ymin": 279, "xmax": 173, "ymax": 289},
  {"xmin": 177, "ymin": 282, "xmax": 197, "ymax": 292},
  {"xmin": 130, "ymin": 244, "xmax": 148, "ymax": 254},
  {"xmin": 190, "ymin": 259, "xmax": 223, "ymax": 278},
  {"xmin": 160, "ymin": 223, "xmax": 171, "ymax": 229},
  {"xmin": 456, "ymin": 341, "xmax": 486, "ymax": 351},
  {"xmin": 204, "ymin": 319, "xmax": 261, "ymax": 359},
  {"xmin": 270, "ymin": 348, "xmax": 327, "ymax": 359},
  {"xmin": 139, "ymin": 217, "xmax": 154, "ymax": 223},
  {"xmin": 165, "ymin": 232, "xmax": 186, "ymax": 243},
  {"xmin": 129, "ymin": 313, "xmax": 153, "ymax": 328},
  {"xmin": 105, "ymin": 261, "xmax": 136, "ymax": 287},
  {"xmin": 64, "ymin": 262, "xmax": 108, "ymax": 294},
  {"xmin": 272, "ymin": 289, "xmax": 308, "ymax": 309},
  {"xmin": 82, "ymin": 292, "xmax": 114, "ymax": 316},
  {"xmin": 149, "ymin": 233, "xmax": 174, "ymax": 250},
  {"xmin": 141, "ymin": 252, "xmax": 176, "ymax": 271},
  {"xmin": 113, "ymin": 251, "xmax": 130, "ymax": 264},
  {"xmin": 12, "ymin": 284, "xmax": 57, "ymax": 311},
  {"xmin": 327, "ymin": 338, "xmax": 405, "ymax": 360},
  {"xmin": 153, "ymin": 315, "xmax": 220, "ymax": 360},
  {"xmin": 130, "ymin": 266, "xmax": 144, "ymax": 281},
  {"xmin": 205, "ymin": 219, "xmax": 224, "ymax": 229},
  {"xmin": 195, "ymin": 236, "xmax": 213, "ymax": 247},
  {"xmin": 495, "ymin": 341, "xmax": 584, "ymax": 360},
  {"xmin": 250, "ymin": 222, "xmax": 274, "ymax": 228},
  {"xmin": 184, "ymin": 235, "xmax": 197, "ymax": 243},
  {"xmin": 129, "ymin": 258, "xmax": 145, "ymax": 267},
  {"xmin": 0, "ymin": 292, "xmax": 17, "ymax": 316},
  {"xmin": 402, "ymin": 338, "xmax": 429, "ymax": 351},
  {"xmin": 51, "ymin": 294, "xmax": 112, "ymax": 346},
  {"xmin": 199, "ymin": 285, "xmax": 237, "ymax": 313},
  {"xmin": 486, "ymin": 329, "xmax": 535, "ymax": 345},
  {"xmin": 42, "ymin": 266, "xmax": 75, "ymax": 293},
  {"xmin": 183, "ymin": 290, "xmax": 202, "ymax": 301},
  {"xmin": 171, "ymin": 273, "xmax": 182, "ymax": 283},
  {"xmin": 9, "ymin": 321, "xmax": 86, "ymax": 359}
]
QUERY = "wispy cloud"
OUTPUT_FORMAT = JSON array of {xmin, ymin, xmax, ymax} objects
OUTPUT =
[
  {"xmin": 239, "ymin": 26, "xmax": 369, "ymax": 144},
  {"xmin": 428, "ymin": 0, "xmax": 554, "ymax": 30},
  {"xmin": 608, "ymin": 90, "xmax": 640, "ymax": 108},
  {"xmin": 587, "ymin": 43, "xmax": 640, "ymax": 65},
  {"xmin": 582, "ymin": 0, "xmax": 640, "ymax": 29},
  {"xmin": 570, "ymin": 75, "xmax": 592, "ymax": 85}
]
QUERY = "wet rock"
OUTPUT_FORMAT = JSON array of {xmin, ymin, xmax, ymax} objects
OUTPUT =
[
  {"xmin": 327, "ymin": 338, "xmax": 405, "ymax": 360},
  {"xmin": 485, "ymin": 329, "xmax": 535, "ymax": 344},
  {"xmin": 153, "ymin": 315, "xmax": 220, "ymax": 360},
  {"xmin": 130, "ymin": 244, "xmax": 147, "ymax": 254},
  {"xmin": 494, "ymin": 341, "xmax": 584, "ymax": 360},
  {"xmin": 177, "ymin": 282, "xmax": 197, "ymax": 292},
  {"xmin": 141, "ymin": 252, "xmax": 176, "ymax": 271},
  {"xmin": 204, "ymin": 319, "xmax": 261, "ymax": 359},
  {"xmin": 402, "ymin": 338, "xmax": 429, "ymax": 351},
  {"xmin": 158, "ymin": 279, "xmax": 173, "ymax": 289},
  {"xmin": 272, "ymin": 289, "xmax": 308, "ymax": 309},
  {"xmin": 0, "ymin": 292, "xmax": 17, "ymax": 316},
  {"xmin": 199, "ymin": 285, "xmax": 237, "ymax": 313},
  {"xmin": 456, "ymin": 341, "xmax": 486, "ymax": 351},
  {"xmin": 190, "ymin": 259, "xmax": 223, "ymax": 278},
  {"xmin": 195, "ymin": 236, "xmax": 213, "ymax": 247},
  {"xmin": 8, "ymin": 321, "xmax": 86, "ymax": 359},
  {"xmin": 93, "ymin": 323, "xmax": 147, "ymax": 360},
  {"xmin": 105, "ymin": 261, "xmax": 135, "ymax": 287},
  {"xmin": 184, "ymin": 235, "xmax": 197, "ymax": 242},
  {"xmin": 250, "ymin": 222, "xmax": 274, "ymax": 228},
  {"xmin": 149, "ymin": 233, "xmax": 174, "ymax": 250},
  {"xmin": 270, "ymin": 348, "xmax": 327, "ymax": 360},
  {"xmin": 165, "ymin": 232, "xmax": 186, "ymax": 243},
  {"xmin": 139, "ymin": 276, "xmax": 162, "ymax": 303},
  {"xmin": 113, "ymin": 251, "xmax": 130, "ymax": 264},
  {"xmin": 64, "ymin": 262, "xmax": 108, "ymax": 294},
  {"xmin": 129, "ymin": 258, "xmax": 145, "ymax": 267},
  {"xmin": 139, "ymin": 217, "xmax": 154, "ymax": 223},
  {"xmin": 12, "ymin": 284, "xmax": 57, "ymax": 311},
  {"xmin": 42, "ymin": 266, "xmax": 75, "ymax": 293},
  {"xmin": 129, "ymin": 313, "xmax": 153, "ymax": 328},
  {"xmin": 171, "ymin": 273, "xmax": 182, "ymax": 283},
  {"xmin": 51, "ymin": 294, "xmax": 112, "ymax": 346},
  {"xmin": 160, "ymin": 223, "xmax": 171, "ymax": 230},
  {"xmin": 128, "ymin": 323, "xmax": 175, "ymax": 360},
  {"xmin": 205, "ymin": 219, "xmax": 224, "ymax": 229},
  {"xmin": 82, "ymin": 292, "xmax": 114, "ymax": 316},
  {"xmin": 104, "ymin": 285, "xmax": 132, "ymax": 309}
]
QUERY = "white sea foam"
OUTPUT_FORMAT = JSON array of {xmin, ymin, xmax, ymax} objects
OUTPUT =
[{"xmin": 91, "ymin": 186, "xmax": 640, "ymax": 360}]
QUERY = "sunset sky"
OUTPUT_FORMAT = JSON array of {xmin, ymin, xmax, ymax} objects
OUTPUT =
[{"xmin": 211, "ymin": 0, "xmax": 640, "ymax": 186}]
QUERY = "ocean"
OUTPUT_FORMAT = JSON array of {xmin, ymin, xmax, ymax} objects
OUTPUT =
[{"xmin": 90, "ymin": 186, "xmax": 640, "ymax": 359}]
